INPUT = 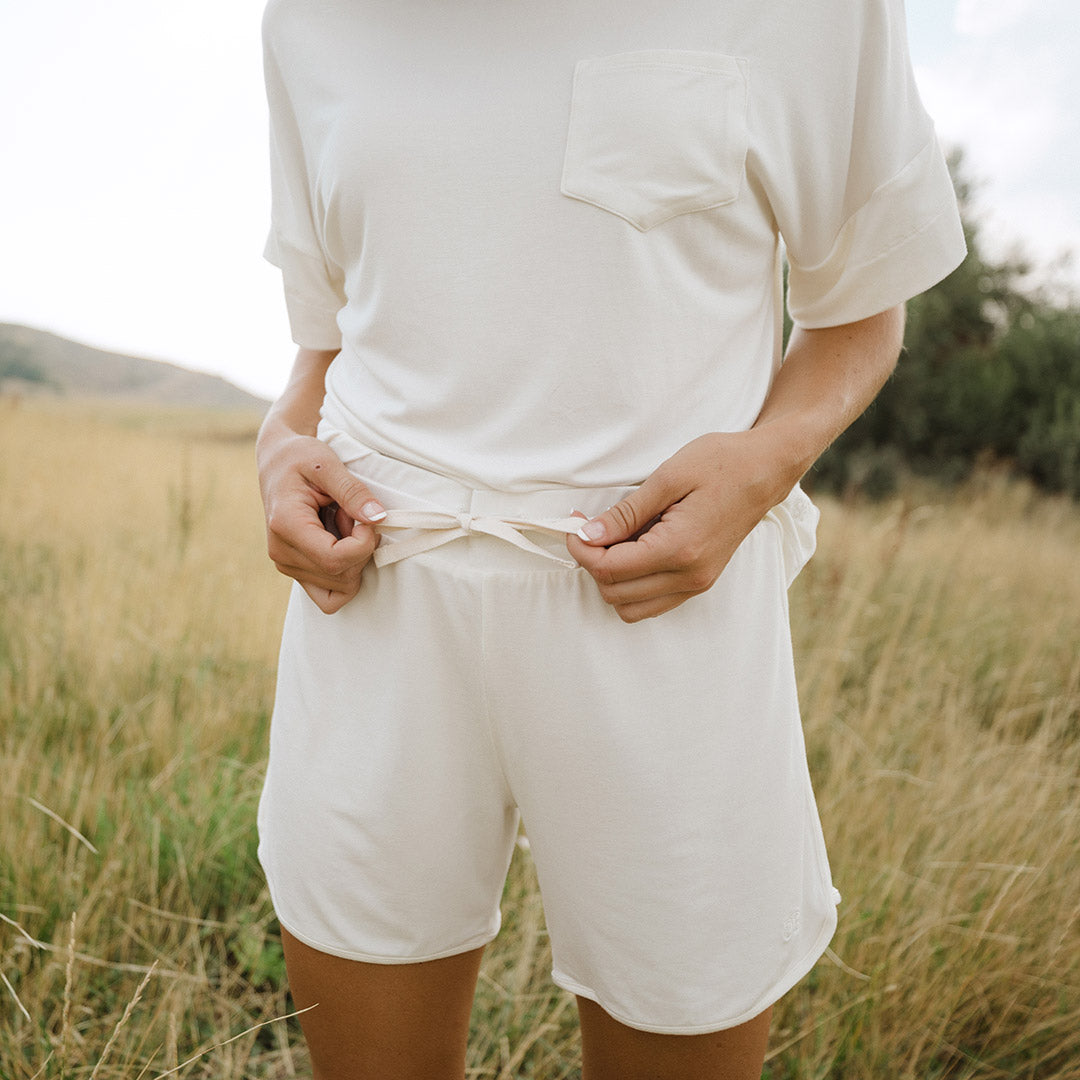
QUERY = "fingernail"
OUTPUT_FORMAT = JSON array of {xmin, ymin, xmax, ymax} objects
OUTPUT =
[
  {"xmin": 576, "ymin": 519, "xmax": 606, "ymax": 542},
  {"xmin": 361, "ymin": 500, "xmax": 387, "ymax": 522}
]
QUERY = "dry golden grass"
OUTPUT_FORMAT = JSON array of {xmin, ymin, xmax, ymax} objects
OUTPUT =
[{"xmin": 0, "ymin": 398, "xmax": 1077, "ymax": 1078}]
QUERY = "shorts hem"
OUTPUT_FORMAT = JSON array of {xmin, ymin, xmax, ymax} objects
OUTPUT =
[
  {"xmin": 550, "ymin": 905, "xmax": 838, "ymax": 1035},
  {"xmin": 275, "ymin": 911, "xmax": 502, "ymax": 965},
  {"xmin": 260, "ymin": 852, "xmax": 504, "ymax": 965}
]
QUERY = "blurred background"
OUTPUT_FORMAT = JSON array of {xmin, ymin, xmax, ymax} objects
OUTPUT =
[
  {"xmin": 0, "ymin": 0, "xmax": 1078, "ymax": 402},
  {"xmin": 1, "ymin": 3, "xmax": 1078, "ymax": 1078}
]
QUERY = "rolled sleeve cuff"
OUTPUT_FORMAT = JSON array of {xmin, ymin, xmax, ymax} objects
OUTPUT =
[
  {"xmin": 264, "ymin": 231, "xmax": 344, "ymax": 351},
  {"xmin": 787, "ymin": 138, "xmax": 967, "ymax": 329}
]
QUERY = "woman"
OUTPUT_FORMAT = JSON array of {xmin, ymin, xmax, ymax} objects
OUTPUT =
[{"xmin": 255, "ymin": 1, "xmax": 965, "ymax": 1076}]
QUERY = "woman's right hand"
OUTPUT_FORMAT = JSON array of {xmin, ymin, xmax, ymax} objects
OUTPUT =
[
  {"xmin": 256, "ymin": 347, "xmax": 386, "ymax": 614},
  {"xmin": 258, "ymin": 429, "xmax": 387, "ymax": 613}
]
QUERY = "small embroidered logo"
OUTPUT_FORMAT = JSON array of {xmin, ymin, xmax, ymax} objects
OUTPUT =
[{"xmin": 782, "ymin": 909, "xmax": 801, "ymax": 942}]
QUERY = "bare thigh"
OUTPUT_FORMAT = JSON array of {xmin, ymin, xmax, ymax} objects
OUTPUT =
[
  {"xmin": 280, "ymin": 927, "xmax": 483, "ymax": 1080},
  {"xmin": 578, "ymin": 997, "xmax": 773, "ymax": 1080}
]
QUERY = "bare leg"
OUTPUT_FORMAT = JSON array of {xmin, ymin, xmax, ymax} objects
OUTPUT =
[
  {"xmin": 280, "ymin": 926, "xmax": 484, "ymax": 1080},
  {"xmin": 577, "ymin": 996, "xmax": 773, "ymax": 1080}
]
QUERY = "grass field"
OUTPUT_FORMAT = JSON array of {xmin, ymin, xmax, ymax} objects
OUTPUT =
[{"xmin": 1, "ymin": 398, "xmax": 1078, "ymax": 1079}]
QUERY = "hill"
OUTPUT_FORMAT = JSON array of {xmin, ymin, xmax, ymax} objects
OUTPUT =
[{"xmin": 0, "ymin": 323, "xmax": 270, "ymax": 411}]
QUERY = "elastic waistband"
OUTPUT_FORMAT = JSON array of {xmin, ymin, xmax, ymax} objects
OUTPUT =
[
  {"xmin": 317, "ymin": 413, "xmax": 819, "ymax": 583},
  {"xmin": 317, "ymin": 417, "xmax": 636, "ymax": 569}
]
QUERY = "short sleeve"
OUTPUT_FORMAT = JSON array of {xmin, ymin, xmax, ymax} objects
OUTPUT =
[
  {"xmin": 262, "ymin": 10, "xmax": 346, "ymax": 351},
  {"xmin": 763, "ymin": 0, "xmax": 967, "ymax": 328}
]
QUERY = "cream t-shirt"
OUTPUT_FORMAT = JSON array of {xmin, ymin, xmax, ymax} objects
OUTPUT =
[{"xmin": 263, "ymin": 0, "xmax": 966, "ymax": 492}]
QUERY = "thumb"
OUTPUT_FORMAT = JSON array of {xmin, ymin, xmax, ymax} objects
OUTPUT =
[
  {"xmin": 574, "ymin": 472, "xmax": 678, "ymax": 546},
  {"xmin": 303, "ymin": 454, "xmax": 387, "ymax": 525}
]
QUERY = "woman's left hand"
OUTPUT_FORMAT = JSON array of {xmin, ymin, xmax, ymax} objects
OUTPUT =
[
  {"xmin": 566, "ymin": 430, "xmax": 785, "ymax": 623},
  {"xmin": 567, "ymin": 307, "xmax": 909, "ymax": 622}
]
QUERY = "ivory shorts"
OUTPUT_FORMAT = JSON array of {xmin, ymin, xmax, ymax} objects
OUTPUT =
[{"xmin": 257, "ymin": 413, "xmax": 840, "ymax": 1034}]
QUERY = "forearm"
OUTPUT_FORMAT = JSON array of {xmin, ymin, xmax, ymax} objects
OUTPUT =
[
  {"xmin": 256, "ymin": 347, "xmax": 340, "ymax": 464},
  {"xmin": 748, "ymin": 304, "xmax": 905, "ymax": 503}
]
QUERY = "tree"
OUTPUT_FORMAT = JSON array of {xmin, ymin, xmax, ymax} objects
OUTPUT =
[{"xmin": 807, "ymin": 151, "xmax": 1080, "ymax": 498}]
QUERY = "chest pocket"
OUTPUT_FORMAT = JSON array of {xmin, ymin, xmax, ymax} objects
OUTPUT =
[{"xmin": 560, "ymin": 51, "xmax": 749, "ymax": 232}]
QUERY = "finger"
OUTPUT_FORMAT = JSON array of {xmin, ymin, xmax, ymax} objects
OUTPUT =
[
  {"xmin": 567, "ymin": 517, "xmax": 690, "ymax": 583},
  {"xmin": 300, "ymin": 454, "xmax": 387, "ymax": 524},
  {"xmin": 573, "ymin": 468, "xmax": 684, "ymax": 547},
  {"xmin": 278, "ymin": 536, "xmax": 373, "ymax": 593},
  {"xmin": 588, "ymin": 568, "xmax": 694, "ymax": 607},
  {"xmin": 274, "ymin": 557, "xmax": 361, "ymax": 597},
  {"xmin": 320, "ymin": 501, "xmax": 374, "ymax": 544},
  {"xmin": 609, "ymin": 590, "xmax": 701, "ymax": 624},
  {"xmin": 333, "ymin": 502, "xmax": 354, "ymax": 540},
  {"xmin": 270, "ymin": 528, "xmax": 378, "ymax": 589},
  {"xmin": 569, "ymin": 535, "xmax": 713, "ymax": 606},
  {"xmin": 271, "ymin": 499, "xmax": 379, "ymax": 560},
  {"xmin": 300, "ymin": 581, "xmax": 355, "ymax": 615}
]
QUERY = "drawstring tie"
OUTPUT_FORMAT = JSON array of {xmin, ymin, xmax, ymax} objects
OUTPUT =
[
  {"xmin": 368, "ymin": 484, "xmax": 819, "ymax": 584},
  {"xmin": 372, "ymin": 509, "xmax": 584, "ymax": 568}
]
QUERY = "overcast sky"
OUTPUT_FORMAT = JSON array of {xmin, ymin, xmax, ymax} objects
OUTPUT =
[{"xmin": 1, "ymin": 0, "xmax": 1077, "ymax": 400}]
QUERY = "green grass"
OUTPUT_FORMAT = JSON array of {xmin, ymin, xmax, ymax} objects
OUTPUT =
[{"xmin": 1, "ymin": 401, "xmax": 1078, "ymax": 1078}]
